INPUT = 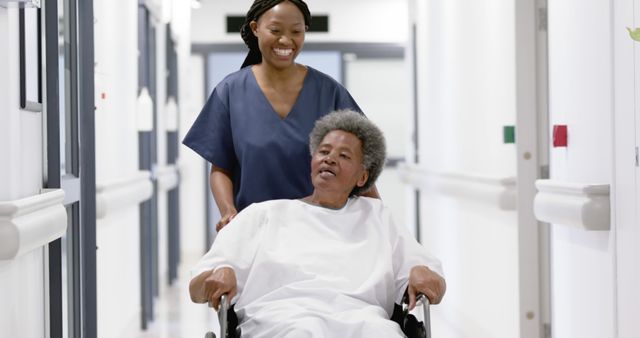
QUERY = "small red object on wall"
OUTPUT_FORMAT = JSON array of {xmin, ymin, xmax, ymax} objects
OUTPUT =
[{"xmin": 553, "ymin": 125, "xmax": 567, "ymax": 147}]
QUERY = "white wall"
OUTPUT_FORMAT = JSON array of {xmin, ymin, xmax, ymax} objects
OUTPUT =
[
  {"xmin": 93, "ymin": 0, "xmax": 196, "ymax": 334},
  {"xmin": 159, "ymin": 0, "xmax": 196, "ymax": 285},
  {"xmin": 547, "ymin": 1, "xmax": 615, "ymax": 337},
  {"xmin": 155, "ymin": 21, "xmax": 171, "ymax": 296},
  {"xmin": 417, "ymin": 1, "xmax": 516, "ymax": 176},
  {"xmin": 412, "ymin": 1, "xmax": 520, "ymax": 337},
  {"xmin": 192, "ymin": 0, "xmax": 409, "ymax": 44},
  {"xmin": 0, "ymin": 8, "xmax": 43, "ymax": 201},
  {"xmin": 180, "ymin": 55, "xmax": 207, "ymax": 257},
  {"xmin": 0, "ymin": 250, "xmax": 47, "ymax": 337},
  {"xmin": 614, "ymin": 0, "xmax": 640, "ymax": 336},
  {"xmin": 0, "ymin": 7, "xmax": 47, "ymax": 338},
  {"xmin": 93, "ymin": 0, "xmax": 144, "ymax": 336}
]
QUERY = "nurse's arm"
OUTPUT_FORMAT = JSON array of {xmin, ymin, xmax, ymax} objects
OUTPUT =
[{"xmin": 210, "ymin": 165, "xmax": 238, "ymax": 231}]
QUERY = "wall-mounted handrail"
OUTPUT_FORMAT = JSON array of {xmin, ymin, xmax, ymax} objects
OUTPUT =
[
  {"xmin": 0, "ymin": 189, "xmax": 67, "ymax": 260},
  {"xmin": 533, "ymin": 180, "xmax": 610, "ymax": 230},
  {"xmin": 156, "ymin": 164, "xmax": 179, "ymax": 192},
  {"xmin": 397, "ymin": 164, "xmax": 517, "ymax": 211},
  {"xmin": 96, "ymin": 171, "xmax": 153, "ymax": 219}
]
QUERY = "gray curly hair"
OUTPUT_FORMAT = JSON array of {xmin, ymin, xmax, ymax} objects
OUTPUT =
[{"xmin": 309, "ymin": 109, "xmax": 387, "ymax": 196}]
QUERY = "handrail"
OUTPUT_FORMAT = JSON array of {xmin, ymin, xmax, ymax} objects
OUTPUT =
[
  {"xmin": 534, "ymin": 179, "xmax": 610, "ymax": 230},
  {"xmin": 156, "ymin": 165, "xmax": 179, "ymax": 191},
  {"xmin": 96, "ymin": 171, "xmax": 152, "ymax": 219},
  {"xmin": 0, "ymin": 189, "xmax": 67, "ymax": 260},
  {"xmin": 398, "ymin": 164, "xmax": 517, "ymax": 211}
]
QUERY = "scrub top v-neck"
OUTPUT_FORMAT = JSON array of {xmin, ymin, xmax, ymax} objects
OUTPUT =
[
  {"xmin": 251, "ymin": 67, "xmax": 305, "ymax": 120},
  {"xmin": 183, "ymin": 66, "xmax": 362, "ymax": 211}
]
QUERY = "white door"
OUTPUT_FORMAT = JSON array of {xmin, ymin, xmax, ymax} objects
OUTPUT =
[
  {"xmin": 344, "ymin": 58, "xmax": 411, "ymax": 234},
  {"xmin": 613, "ymin": 0, "xmax": 640, "ymax": 336}
]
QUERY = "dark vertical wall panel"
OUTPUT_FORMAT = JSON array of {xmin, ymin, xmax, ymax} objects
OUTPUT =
[
  {"xmin": 45, "ymin": 0, "xmax": 62, "ymax": 336},
  {"xmin": 137, "ymin": 5, "xmax": 156, "ymax": 328},
  {"xmin": 77, "ymin": 0, "xmax": 97, "ymax": 335},
  {"xmin": 167, "ymin": 131, "xmax": 179, "ymax": 284},
  {"xmin": 166, "ymin": 26, "xmax": 180, "ymax": 285}
]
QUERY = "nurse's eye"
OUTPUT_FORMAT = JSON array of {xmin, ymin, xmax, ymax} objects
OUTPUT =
[
  {"xmin": 318, "ymin": 150, "xmax": 329, "ymax": 155},
  {"xmin": 269, "ymin": 29, "xmax": 280, "ymax": 34}
]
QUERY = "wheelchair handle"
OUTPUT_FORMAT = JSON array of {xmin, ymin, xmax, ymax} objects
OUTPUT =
[
  {"xmin": 207, "ymin": 294, "xmax": 229, "ymax": 338},
  {"xmin": 219, "ymin": 294, "xmax": 229, "ymax": 337},
  {"xmin": 403, "ymin": 294, "xmax": 431, "ymax": 338},
  {"xmin": 419, "ymin": 294, "xmax": 431, "ymax": 338}
]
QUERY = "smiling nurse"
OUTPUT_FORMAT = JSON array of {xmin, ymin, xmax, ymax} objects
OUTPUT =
[{"xmin": 183, "ymin": 0, "xmax": 378, "ymax": 232}]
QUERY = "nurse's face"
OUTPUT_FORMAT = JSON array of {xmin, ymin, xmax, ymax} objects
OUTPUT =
[
  {"xmin": 310, "ymin": 130, "xmax": 369, "ymax": 198},
  {"xmin": 250, "ymin": 1, "xmax": 306, "ymax": 70}
]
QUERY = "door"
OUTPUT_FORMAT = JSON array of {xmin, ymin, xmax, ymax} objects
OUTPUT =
[
  {"xmin": 343, "ymin": 57, "xmax": 412, "ymax": 236},
  {"xmin": 616, "ymin": 0, "xmax": 640, "ymax": 335}
]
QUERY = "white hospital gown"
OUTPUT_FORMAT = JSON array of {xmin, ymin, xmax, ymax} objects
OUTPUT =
[{"xmin": 192, "ymin": 196, "xmax": 443, "ymax": 338}]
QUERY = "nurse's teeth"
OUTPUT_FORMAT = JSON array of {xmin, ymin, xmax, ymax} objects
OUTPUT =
[{"xmin": 274, "ymin": 48, "xmax": 292, "ymax": 56}]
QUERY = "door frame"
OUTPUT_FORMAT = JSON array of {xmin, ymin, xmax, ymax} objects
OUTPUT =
[
  {"xmin": 45, "ymin": 0, "xmax": 97, "ymax": 336},
  {"xmin": 515, "ymin": 0, "xmax": 551, "ymax": 337}
]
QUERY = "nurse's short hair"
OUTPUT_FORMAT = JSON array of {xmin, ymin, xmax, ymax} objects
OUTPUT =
[{"xmin": 309, "ymin": 109, "xmax": 387, "ymax": 196}]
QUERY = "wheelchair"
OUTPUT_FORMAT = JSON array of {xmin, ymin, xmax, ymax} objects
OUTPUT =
[{"xmin": 205, "ymin": 293, "xmax": 432, "ymax": 338}]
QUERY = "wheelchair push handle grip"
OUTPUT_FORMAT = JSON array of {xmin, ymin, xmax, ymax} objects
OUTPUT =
[
  {"xmin": 418, "ymin": 294, "xmax": 431, "ymax": 338},
  {"xmin": 206, "ymin": 294, "xmax": 229, "ymax": 338},
  {"xmin": 402, "ymin": 293, "xmax": 430, "ymax": 311},
  {"xmin": 402, "ymin": 293, "xmax": 431, "ymax": 338},
  {"xmin": 417, "ymin": 293, "xmax": 430, "ymax": 306},
  {"xmin": 207, "ymin": 294, "xmax": 229, "ymax": 309}
]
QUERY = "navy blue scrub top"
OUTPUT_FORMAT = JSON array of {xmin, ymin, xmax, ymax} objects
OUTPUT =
[{"xmin": 183, "ymin": 66, "xmax": 362, "ymax": 211}]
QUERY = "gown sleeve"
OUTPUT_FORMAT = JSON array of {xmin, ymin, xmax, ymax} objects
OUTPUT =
[
  {"xmin": 190, "ymin": 203, "xmax": 268, "ymax": 298},
  {"xmin": 388, "ymin": 207, "xmax": 444, "ymax": 304},
  {"xmin": 182, "ymin": 85, "xmax": 236, "ymax": 172}
]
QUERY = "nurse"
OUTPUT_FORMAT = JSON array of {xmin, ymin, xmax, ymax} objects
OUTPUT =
[{"xmin": 183, "ymin": 0, "xmax": 374, "ymax": 231}]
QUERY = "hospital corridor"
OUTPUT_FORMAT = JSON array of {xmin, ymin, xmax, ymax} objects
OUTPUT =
[{"xmin": 1, "ymin": 0, "xmax": 640, "ymax": 337}]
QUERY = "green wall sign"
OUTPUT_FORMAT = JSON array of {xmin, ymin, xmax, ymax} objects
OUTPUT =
[{"xmin": 503, "ymin": 125, "xmax": 515, "ymax": 144}]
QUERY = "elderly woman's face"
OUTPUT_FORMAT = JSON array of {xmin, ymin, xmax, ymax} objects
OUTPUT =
[{"xmin": 310, "ymin": 130, "xmax": 369, "ymax": 196}]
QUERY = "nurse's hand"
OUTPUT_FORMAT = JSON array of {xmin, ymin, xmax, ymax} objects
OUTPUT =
[
  {"xmin": 216, "ymin": 209, "xmax": 238, "ymax": 231},
  {"xmin": 407, "ymin": 265, "xmax": 446, "ymax": 310},
  {"xmin": 202, "ymin": 267, "xmax": 237, "ymax": 310}
]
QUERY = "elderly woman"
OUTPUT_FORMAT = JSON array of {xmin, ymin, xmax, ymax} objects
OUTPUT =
[{"xmin": 189, "ymin": 110, "xmax": 446, "ymax": 338}]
